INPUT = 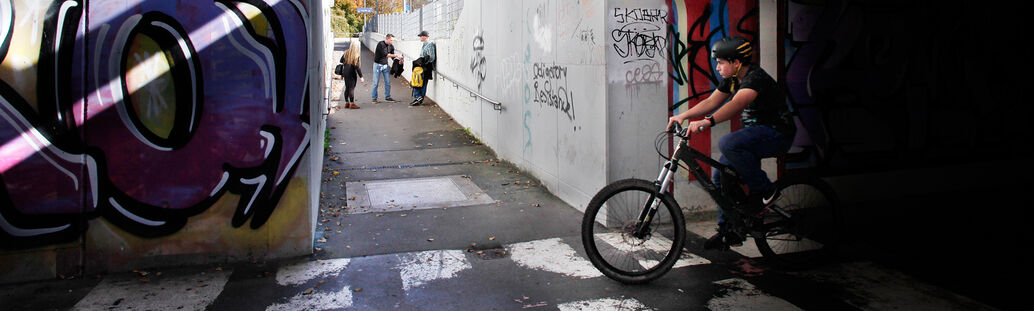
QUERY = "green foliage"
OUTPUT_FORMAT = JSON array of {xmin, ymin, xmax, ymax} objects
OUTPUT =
[{"xmin": 331, "ymin": 0, "xmax": 365, "ymax": 37}]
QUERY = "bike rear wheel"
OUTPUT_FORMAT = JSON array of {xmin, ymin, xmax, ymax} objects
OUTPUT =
[
  {"xmin": 754, "ymin": 176, "xmax": 840, "ymax": 269},
  {"xmin": 581, "ymin": 179, "xmax": 685, "ymax": 284}
]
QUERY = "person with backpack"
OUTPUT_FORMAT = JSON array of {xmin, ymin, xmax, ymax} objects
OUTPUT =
[
  {"xmin": 410, "ymin": 31, "xmax": 436, "ymax": 106},
  {"xmin": 665, "ymin": 36, "xmax": 796, "ymax": 250}
]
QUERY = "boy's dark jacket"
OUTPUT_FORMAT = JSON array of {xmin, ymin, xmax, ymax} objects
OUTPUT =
[{"xmin": 412, "ymin": 56, "xmax": 434, "ymax": 81}]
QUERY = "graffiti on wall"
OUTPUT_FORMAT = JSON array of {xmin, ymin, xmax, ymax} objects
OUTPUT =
[
  {"xmin": 531, "ymin": 62, "xmax": 575, "ymax": 123},
  {"xmin": 778, "ymin": 0, "xmax": 1012, "ymax": 173},
  {"xmin": 611, "ymin": 8, "xmax": 668, "ymax": 60},
  {"xmin": 610, "ymin": 6, "xmax": 668, "ymax": 93},
  {"xmin": 558, "ymin": 0, "xmax": 602, "ymax": 65},
  {"xmin": 666, "ymin": 0, "xmax": 757, "ymax": 178},
  {"xmin": 469, "ymin": 29, "xmax": 486, "ymax": 91},
  {"xmin": 0, "ymin": 0, "xmax": 312, "ymax": 248},
  {"xmin": 668, "ymin": 0, "xmax": 757, "ymax": 111}
]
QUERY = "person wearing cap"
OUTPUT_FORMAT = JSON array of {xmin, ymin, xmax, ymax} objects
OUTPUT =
[
  {"xmin": 665, "ymin": 36, "xmax": 796, "ymax": 250},
  {"xmin": 410, "ymin": 30, "xmax": 436, "ymax": 106},
  {"xmin": 372, "ymin": 34, "xmax": 402, "ymax": 102}
]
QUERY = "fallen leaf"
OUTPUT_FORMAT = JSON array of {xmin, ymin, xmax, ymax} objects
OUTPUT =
[
  {"xmin": 302, "ymin": 288, "xmax": 314, "ymax": 295},
  {"xmin": 330, "ymin": 157, "xmax": 339, "ymax": 161},
  {"xmin": 488, "ymin": 236, "xmax": 495, "ymax": 241},
  {"xmin": 332, "ymin": 171, "xmax": 340, "ymax": 175},
  {"xmin": 353, "ymin": 288, "xmax": 363, "ymax": 292}
]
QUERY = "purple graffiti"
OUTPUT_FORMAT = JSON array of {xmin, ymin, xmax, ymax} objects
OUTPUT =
[{"xmin": 1, "ymin": 0, "xmax": 312, "ymax": 247}]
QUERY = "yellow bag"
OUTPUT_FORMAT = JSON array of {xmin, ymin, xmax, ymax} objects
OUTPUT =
[{"xmin": 411, "ymin": 67, "xmax": 424, "ymax": 88}]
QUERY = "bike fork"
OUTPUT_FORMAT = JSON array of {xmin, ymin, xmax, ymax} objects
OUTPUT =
[{"xmin": 632, "ymin": 158, "xmax": 678, "ymax": 238}]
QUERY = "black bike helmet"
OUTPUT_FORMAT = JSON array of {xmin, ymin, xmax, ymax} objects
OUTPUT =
[{"xmin": 711, "ymin": 36, "xmax": 752, "ymax": 63}]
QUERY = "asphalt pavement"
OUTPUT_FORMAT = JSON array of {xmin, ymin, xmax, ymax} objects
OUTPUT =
[{"xmin": 0, "ymin": 39, "xmax": 1014, "ymax": 311}]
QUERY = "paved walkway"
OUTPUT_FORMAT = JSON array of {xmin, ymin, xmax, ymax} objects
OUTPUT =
[{"xmin": 0, "ymin": 40, "xmax": 1007, "ymax": 311}]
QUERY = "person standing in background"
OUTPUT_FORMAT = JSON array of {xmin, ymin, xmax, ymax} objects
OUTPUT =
[
  {"xmin": 410, "ymin": 30, "xmax": 436, "ymax": 106},
  {"xmin": 372, "ymin": 34, "xmax": 401, "ymax": 102},
  {"xmin": 338, "ymin": 40, "xmax": 365, "ymax": 109}
]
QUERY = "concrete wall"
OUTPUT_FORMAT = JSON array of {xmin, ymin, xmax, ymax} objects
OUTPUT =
[
  {"xmin": 366, "ymin": 0, "xmax": 612, "ymax": 211},
  {"xmin": 363, "ymin": 0, "xmax": 773, "ymax": 213},
  {"xmin": 0, "ymin": 0, "xmax": 329, "ymax": 284},
  {"xmin": 605, "ymin": 0, "xmax": 670, "ymax": 187}
]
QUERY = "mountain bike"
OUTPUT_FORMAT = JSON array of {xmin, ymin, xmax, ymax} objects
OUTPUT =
[{"xmin": 581, "ymin": 123, "xmax": 840, "ymax": 284}]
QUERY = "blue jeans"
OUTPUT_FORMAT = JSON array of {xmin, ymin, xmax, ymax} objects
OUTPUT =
[
  {"xmin": 712, "ymin": 125, "xmax": 792, "ymax": 227},
  {"xmin": 371, "ymin": 63, "xmax": 391, "ymax": 99},
  {"xmin": 412, "ymin": 85, "xmax": 426, "ymax": 100}
]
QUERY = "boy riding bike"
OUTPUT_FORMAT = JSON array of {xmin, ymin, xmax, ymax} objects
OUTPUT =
[{"xmin": 666, "ymin": 36, "xmax": 796, "ymax": 250}]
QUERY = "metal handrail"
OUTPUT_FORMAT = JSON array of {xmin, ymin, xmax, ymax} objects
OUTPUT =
[
  {"xmin": 388, "ymin": 43, "xmax": 500, "ymax": 110},
  {"xmin": 432, "ymin": 69, "xmax": 503, "ymax": 111}
]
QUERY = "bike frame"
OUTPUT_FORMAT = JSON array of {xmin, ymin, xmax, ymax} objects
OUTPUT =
[{"xmin": 633, "ymin": 132, "xmax": 747, "ymax": 237}]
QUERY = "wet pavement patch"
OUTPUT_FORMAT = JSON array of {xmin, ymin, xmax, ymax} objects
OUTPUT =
[{"xmin": 469, "ymin": 241, "xmax": 508, "ymax": 260}]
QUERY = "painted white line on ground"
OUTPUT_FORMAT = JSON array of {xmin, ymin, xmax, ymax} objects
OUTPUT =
[
  {"xmin": 71, "ymin": 269, "xmax": 232, "ymax": 311},
  {"xmin": 595, "ymin": 233, "xmax": 710, "ymax": 269},
  {"xmin": 275, "ymin": 258, "xmax": 351, "ymax": 286},
  {"xmin": 792, "ymin": 261, "xmax": 996, "ymax": 310},
  {"xmin": 506, "ymin": 238, "xmax": 603, "ymax": 279},
  {"xmin": 265, "ymin": 286, "xmax": 353, "ymax": 311},
  {"xmin": 397, "ymin": 249, "xmax": 472, "ymax": 291},
  {"xmin": 557, "ymin": 297, "xmax": 653, "ymax": 311},
  {"xmin": 707, "ymin": 278, "xmax": 801, "ymax": 311}
]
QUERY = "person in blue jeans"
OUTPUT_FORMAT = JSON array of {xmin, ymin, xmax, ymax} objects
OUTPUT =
[
  {"xmin": 410, "ymin": 30, "xmax": 436, "ymax": 106},
  {"xmin": 666, "ymin": 36, "xmax": 796, "ymax": 250},
  {"xmin": 372, "ymin": 34, "xmax": 401, "ymax": 102}
]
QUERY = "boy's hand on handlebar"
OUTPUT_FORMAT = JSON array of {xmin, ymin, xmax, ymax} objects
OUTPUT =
[
  {"xmin": 666, "ymin": 116, "xmax": 684, "ymax": 132},
  {"xmin": 688, "ymin": 119, "xmax": 710, "ymax": 134}
]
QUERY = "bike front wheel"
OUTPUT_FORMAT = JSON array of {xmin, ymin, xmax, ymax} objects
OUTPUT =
[
  {"xmin": 581, "ymin": 179, "xmax": 686, "ymax": 284},
  {"xmin": 754, "ymin": 176, "xmax": 840, "ymax": 269}
]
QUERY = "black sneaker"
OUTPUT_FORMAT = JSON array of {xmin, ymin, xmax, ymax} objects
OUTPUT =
[
  {"xmin": 723, "ymin": 231, "xmax": 744, "ymax": 247},
  {"xmin": 385, "ymin": 97, "xmax": 397, "ymax": 102},
  {"xmin": 704, "ymin": 232, "xmax": 727, "ymax": 250},
  {"xmin": 372, "ymin": 98, "xmax": 378, "ymax": 103},
  {"xmin": 761, "ymin": 187, "xmax": 781, "ymax": 207}
]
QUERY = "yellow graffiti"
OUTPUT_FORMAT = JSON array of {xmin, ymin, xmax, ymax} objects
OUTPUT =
[
  {"xmin": 125, "ymin": 34, "xmax": 178, "ymax": 139},
  {"xmin": 85, "ymin": 174, "xmax": 312, "ymax": 263},
  {"xmin": 0, "ymin": 0, "xmax": 54, "ymax": 110}
]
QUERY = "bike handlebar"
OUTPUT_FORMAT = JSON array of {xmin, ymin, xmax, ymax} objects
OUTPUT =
[{"xmin": 668, "ymin": 122, "xmax": 690, "ymax": 139}]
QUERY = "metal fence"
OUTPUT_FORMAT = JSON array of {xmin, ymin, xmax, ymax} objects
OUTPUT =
[{"xmin": 364, "ymin": 0, "xmax": 463, "ymax": 39}]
